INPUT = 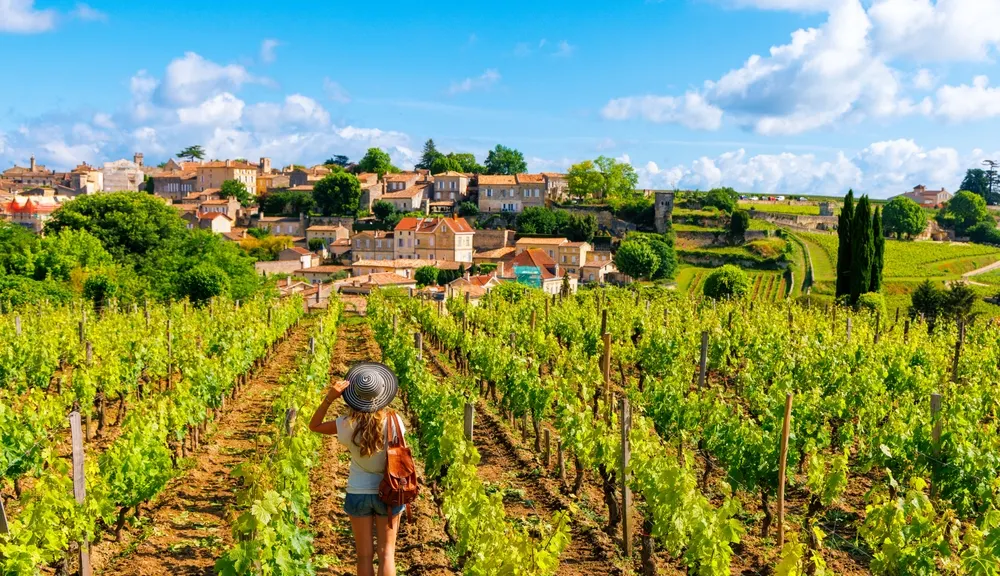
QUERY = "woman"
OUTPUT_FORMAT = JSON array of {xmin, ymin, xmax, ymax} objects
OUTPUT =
[{"xmin": 309, "ymin": 362, "xmax": 405, "ymax": 576}]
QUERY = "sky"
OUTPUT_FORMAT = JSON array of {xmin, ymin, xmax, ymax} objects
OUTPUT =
[{"xmin": 1, "ymin": 0, "xmax": 1000, "ymax": 197}]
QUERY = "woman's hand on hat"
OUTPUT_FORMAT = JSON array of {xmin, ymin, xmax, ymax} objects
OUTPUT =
[{"xmin": 326, "ymin": 379, "xmax": 350, "ymax": 401}]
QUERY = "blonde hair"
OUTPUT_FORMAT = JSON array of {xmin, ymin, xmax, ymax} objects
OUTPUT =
[{"xmin": 348, "ymin": 408, "xmax": 391, "ymax": 457}]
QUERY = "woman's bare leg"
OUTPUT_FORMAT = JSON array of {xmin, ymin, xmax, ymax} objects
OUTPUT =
[
  {"xmin": 350, "ymin": 516, "xmax": 375, "ymax": 576},
  {"xmin": 374, "ymin": 513, "xmax": 401, "ymax": 576}
]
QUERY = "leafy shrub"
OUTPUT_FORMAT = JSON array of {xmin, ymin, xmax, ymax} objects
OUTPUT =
[
  {"xmin": 746, "ymin": 238, "xmax": 787, "ymax": 259},
  {"xmin": 703, "ymin": 265, "xmax": 750, "ymax": 300},
  {"xmin": 856, "ymin": 292, "xmax": 886, "ymax": 318},
  {"xmin": 967, "ymin": 221, "xmax": 1000, "ymax": 246},
  {"xmin": 729, "ymin": 210, "xmax": 749, "ymax": 240}
]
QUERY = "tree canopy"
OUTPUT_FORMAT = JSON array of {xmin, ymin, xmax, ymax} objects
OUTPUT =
[
  {"xmin": 324, "ymin": 155, "xmax": 350, "ymax": 167},
  {"xmin": 703, "ymin": 265, "xmax": 750, "ymax": 300},
  {"xmin": 882, "ymin": 196, "xmax": 927, "ymax": 239},
  {"xmin": 484, "ymin": 144, "xmax": 527, "ymax": 175},
  {"xmin": 729, "ymin": 210, "xmax": 750, "ymax": 241},
  {"xmin": 220, "ymin": 179, "xmax": 253, "ymax": 207},
  {"xmin": 849, "ymin": 195, "xmax": 874, "ymax": 305},
  {"xmin": 942, "ymin": 190, "xmax": 992, "ymax": 236},
  {"xmin": 566, "ymin": 156, "xmax": 639, "ymax": 201},
  {"xmin": 614, "ymin": 241, "xmax": 659, "ymax": 281},
  {"xmin": 357, "ymin": 148, "xmax": 399, "ymax": 177},
  {"xmin": 177, "ymin": 145, "xmax": 205, "ymax": 162},
  {"xmin": 258, "ymin": 190, "xmax": 316, "ymax": 216},
  {"xmin": 313, "ymin": 172, "xmax": 363, "ymax": 216},
  {"xmin": 703, "ymin": 187, "xmax": 739, "ymax": 213},
  {"xmin": 960, "ymin": 169, "xmax": 997, "ymax": 204},
  {"xmin": 415, "ymin": 139, "xmax": 443, "ymax": 171}
]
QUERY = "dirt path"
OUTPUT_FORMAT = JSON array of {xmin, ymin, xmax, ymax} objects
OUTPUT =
[
  {"xmin": 92, "ymin": 317, "xmax": 315, "ymax": 576},
  {"xmin": 963, "ymin": 258, "xmax": 1000, "ymax": 278},
  {"xmin": 310, "ymin": 314, "xmax": 455, "ymax": 576},
  {"xmin": 424, "ymin": 345, "xmax": 626, "ymax": 576}
]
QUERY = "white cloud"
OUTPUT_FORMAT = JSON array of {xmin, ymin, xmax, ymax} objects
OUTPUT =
[
  {"xmin": 323, "ymin": 78, "xmax": 351, "ymax": 103},
  {"xmin": 448, "ymin": 69, "xmax": 501, "ymax": 95},
  {"xmin": 868, "ymin": 0, "xmax": 1000, "ymax": 61},
  {"xmin": 554, "ymin": 40, "xmax": 575, "ymax": 58},
  {"xmin": 601, "ymin": 92, "xmax": 724, "ymax": 130},
  {"xmin": 260, "ymin": 39, "xmax": 280, "ymax": 63},
  {"xmin": 71, "ymin": 3, "xmax": 106, "ymax": 21},
  {"xmin": 177, "ymin": 92, "xmax": 245, "ymax": 127},
  {"xmin": 632, "ymin": 138, "xmax": 980, "ymax": 196},
  {"xmin": 934, "ymin": 75, "xmax": 1000, "ymax": 121},
  {"xmin": 244, "ymin": 94, "xmax": 329, "ymax": 131},
  {"xmin": 92, "ymin": 112, "xmax": 115, "ymax": 129},
  {"xmin": 155, "ymin": 52, "xmax": 262, "ymax": 106},
  {"xmin": 913, "ymin": 68, "xmax": 936, "ymax": 90},
  {"xmin": 0, "ymin": 0, "xmax": 56, "ymax": 33}
]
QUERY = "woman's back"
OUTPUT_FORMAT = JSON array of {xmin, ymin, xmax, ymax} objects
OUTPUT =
[{"xmin": 335, "ymin": 411, "xmax": 406, "ymax": 494}]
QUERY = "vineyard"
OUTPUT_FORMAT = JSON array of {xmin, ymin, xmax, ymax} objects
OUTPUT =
[{"xmin": 3, "ymin": 284, "xmax": 1000, "ymax": 575}]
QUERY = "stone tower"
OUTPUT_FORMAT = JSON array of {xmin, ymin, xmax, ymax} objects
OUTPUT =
[
  {"xmin": 133, "ymin": 152, "xmax": 144, "ymax": 167},
  {"xmin": 259, "ymin": 157, "xmax": 271, "ymax": 174},
  {"xmin": 654, "ymin": 190, "xmax": 675, "ymax": 234}
]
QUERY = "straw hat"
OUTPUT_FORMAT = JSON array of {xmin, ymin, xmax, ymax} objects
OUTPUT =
[{"xmin": 342, "ymin": 362, "xmax": 398, "ymax": 413}]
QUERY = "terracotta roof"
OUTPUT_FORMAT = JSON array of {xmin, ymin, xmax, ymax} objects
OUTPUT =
[
  {"xmin": 198, "ymin": 212, "xmax": 232, "ymax": 221},
  {"xmin": 450, "ymin": 284, "xmax": 487, "ymax": 299},
  {"xmin": 288, "ymin": 185, "xmax": 314, "ymax": 192},
  {"xmin": 394, "ymin": 216, "xmax": 474, "ymax": 234},
  {"xmin": 352, "ymin": 258, "xmax": 463, "ymax": 270},
  {"xmin": 563, "ymin": 241, "xmax": 589, "ymax": 248},
  {"xmin": 200, "ymin": 199, "xmax": 231, "ymax": 206},
  {"xmin": 433, "ymin": 171, "xmax": 469, "ymax": 178},
  {"xmin": 198, "ymin": 161, "xmax": 258, "ymax": 170},
  {"xmin": 516, "ymin": 237, "xmax": 568, "ymax": 245},
  {"xmin": 478, "ymin": 174, "xmax": 516, "ymax": 185},
  {"xmin": 307, "ymin": 225, "xmax": 348, "ymax": 232},
  {"xmin": 382, "ymin": 184, "xmax": 429, "ymax": 199},
  {"xmin": 583, "ymin": 258, "xmax": 615, "ymax": 269},
  {"xmin": 510, "ymin": 249, "xmax": 557, "ymax": 279},
  {"xmin": 540, "ymin": 172, "xmax": 566, "ymax": 179},
  {"xmin": 283, "ymin": 247, "xmax": 313, "ymax": 256},
  {"xmin": 516, "ymin": 173, "xmax": 545, "ymax": 184},
  {"xmin": 474, "ymin": 246, "xmax": 516, "ymax": 259},
  {"xmin": 298, "ymin": 265, "xmax": 351, "ymax": 274},
  {"xmin": 352, "ymin": 230, "xmax": 393, "ymax": 239},
  {"xmin": 384, "ymin": 172, "xmax": 419, "ymax": 182}
]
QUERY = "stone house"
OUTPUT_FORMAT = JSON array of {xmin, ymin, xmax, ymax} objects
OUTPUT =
[
  {"xmin": 394, "ymin": 216, "xmax": 475, "ymax": 262},
  {"xmin": 381, "ymin": 184, "xmax": 430, "ymax": 212},
  {"xmin": 306, "ymin": 224, "xmax": 350, "ymax": 245},
  {"xmin": 477, "ymin": 174, "xmax": 519, "ymax": 213},
  {"xmin": 196, "ymin": 160, "xmax": 257, "ymax": 192},
  {"xmin": 901, "ymin": 185, "xmax": 953, "ymax": 207},
  {"xmin": 102, "ymin": 158, "xmax": 144, "ymax": 191},
  {"xmin": 253, "ymin": 215, "xmax": 305, "ymax": 237},
  {"xmin": 351, "ymin": 230, "xmax": 395, "ymax": 261},
  {"xmin": 506, "ymin": 249, "xmax": 577, "ymax": 295},
  {"xmin": 199, "ymin": 197, "xmax": 241, "ymax": 221},
  {"xmin": 278, "ymin": 246, "xmax": 319, "ymax": 269}
]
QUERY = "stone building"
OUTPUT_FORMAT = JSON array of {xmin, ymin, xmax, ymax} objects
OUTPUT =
[
  {"xmin": 654, "ymin": 190, "xmax": 675, "ymax": 234},
  {"xmin": 102, "ymin": 158, "xmax": 144, "ymax": 192}
]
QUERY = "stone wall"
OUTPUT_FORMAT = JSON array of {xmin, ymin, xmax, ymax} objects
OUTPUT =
[
  {"xmin": 474, "ymin": 228, "xmax": 513, "ymax": 250},
  {"xmin": 675, "ymin": 230, "xmax": 770, "ymax": 247},
  {"xmin": 752, "ymin": 211, "xmax": 839, "ymax": 231}
]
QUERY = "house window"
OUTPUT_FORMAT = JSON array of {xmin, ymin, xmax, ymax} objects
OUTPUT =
[
  {"xmin": 399, "ymin": 239, "xmax": 404, "ymax": 247},
  {"xmin": 548, "ymin": 250, "xmax": 554, "ymax": 258},
  {"xmin": 589, "ymin": 273, "xmax": 595, "ymax": 282},
  {"xmin": 572, "ymin": 256, "xmax": 577, "ymax": 264},
  {"xmin": 366, "ymin": 239, "xmax": 371, "ymax": 248},
  {"xmin": 451, "ymin": 181, "xmax": 456, "ymax": 190},
  {"xmin": 486, "ymin": 189, "xmax": 493, "ymax": 197},
  {"xmin": 437, "ymin": 181, "xmax": 443, "ymax": 190},
  {"xmin": 562, "ymin": 255, "xmax": 567, "ymax": 263}
]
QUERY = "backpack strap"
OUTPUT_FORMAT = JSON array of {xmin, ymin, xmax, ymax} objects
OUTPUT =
[{"xmin": 385, "ymin": 412, "xmax": 405, "ymax": 448}]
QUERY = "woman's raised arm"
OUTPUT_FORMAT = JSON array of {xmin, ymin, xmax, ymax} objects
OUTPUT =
[{"xmin": 309, "ymin": 379, "xmax": 351, "ymax": 435}]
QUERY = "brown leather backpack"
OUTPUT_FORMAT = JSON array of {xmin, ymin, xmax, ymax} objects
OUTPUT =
[{"xmin": 379, "ymin": 412, "xmax": 418, "ymax": 527}]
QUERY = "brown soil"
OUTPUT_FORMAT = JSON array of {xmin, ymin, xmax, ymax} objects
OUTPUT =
[
  {"xmin": 91, "ymin": 317, "xmax": 315, "ymax": 576},
  {"xmin": 425, "ymin": 345, "xmax": 628, "ymax": 576},
  {"xmin": 310, "ymin": 314, "xmax": 456, "ymax": 576}
]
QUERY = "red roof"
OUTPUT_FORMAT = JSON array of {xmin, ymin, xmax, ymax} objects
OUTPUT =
[
  {"xmin": 394, "ymin": 216, "xmax": 473, "ymax": 234},
  {"xmin": 510, "ymin": 249, "xmax": 557, "ymax": 279}
]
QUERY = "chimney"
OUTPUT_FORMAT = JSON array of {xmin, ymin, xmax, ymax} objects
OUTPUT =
[
  {"xmin": 424, "ymin": 199, "xmax": 430, "ymax": 216},
  {"xmin": 134, "ymin": 152, "xmax": 144, "ymax": 167},
  {"xmin": 225, "ymin": 159, "xmax": 232, "ymax": 167},
  {"xmin": 30, "ymin": 155, "xmax": 36, "ymax": 172}
]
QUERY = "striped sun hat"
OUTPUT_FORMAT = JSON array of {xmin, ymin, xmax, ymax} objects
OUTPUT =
[{"xmin": 342, "ymin": 362, "xmax": 398, "ymax": 413}]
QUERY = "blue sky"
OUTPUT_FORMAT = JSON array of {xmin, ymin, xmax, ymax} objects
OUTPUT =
[{"xmin": 2, "ymin": 0, "xmax": 999, "ymax": 197}]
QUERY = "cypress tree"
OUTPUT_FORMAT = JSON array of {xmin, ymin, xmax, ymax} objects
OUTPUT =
[
  {"xmin": 870, "ymin": 206, "xmax": 884, "ymax": 293},
  {"xmin": 850, "ymin": 196, "xmax": 874, "ymax": 305},
  {"xmin": 836, "ymin": 190, "xmax": 855, "ymax": 298}
]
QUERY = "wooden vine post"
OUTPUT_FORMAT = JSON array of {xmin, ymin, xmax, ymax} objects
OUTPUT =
[
  {"xmin": 0, "ymin": 492, "xmax": 7, "ymax": 535},
  {"xmin": 70, "ymin": 410, "xmax": 93, "ymax": 576},
  {"xmin": 557, "ymin": 440, "xmax": 566, "ymax": 484},
  {"xmin": 414, "ymin": 332, "xmax": 423, "ymax": 361},
  {"xmin": 285, "ymin": 409, "xmax": 297, "ymax": 437},
  {"xmin": 951, "ymin": 321, "xmax": 965, "ymax": 383},
  {"xmin": 931, "ymin": 393, "xmax": 942, "ymax": 498},
  {"xmin": 846, "ymin": 317, "xmax": 852, "ymax": 342},
  {"xmin": 309, "ymin": 337, "xmax": 316, "ymax": 356},
  {"xmin": 544, "ymin": 429, "xmax": 551, "ymax": 467},
  {"xmin": 166, "ymin": 319, "xmax": 173, "ymax": 391},
  {"xmin": 85, "ymin": 342, "xmax": 93, "ymax": 441},
  {"xmin": 620, "ymin": 397, "xmax": 633, "ymax": 556},
  {"xmin": 14, "ymin": 314, "xmax": 20, "ymax": 337},
  {"xmin": 777, "ymin": 393, "xmax": 793, "ymax": 550},
  {"xmin": 698, "ymin": 331, "xmax": 709, "ymax": 388},
  {"xmin": 602, "ymin": 332, "xmax": 612, "ymax": 407},
  {"xmin": 463, "ymin": 403, "xmax": 474, "ymax": 441}
]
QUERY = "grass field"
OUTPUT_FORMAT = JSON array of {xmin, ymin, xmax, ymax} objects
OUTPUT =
[{"xmin": 740, "ymin": 202, "xmax": 823, "ymax": 216}]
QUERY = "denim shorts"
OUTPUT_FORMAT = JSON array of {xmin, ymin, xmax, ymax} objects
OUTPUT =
[{"xmin": 344, "ymin": 493, "xmax": 405, "ymax": 518}]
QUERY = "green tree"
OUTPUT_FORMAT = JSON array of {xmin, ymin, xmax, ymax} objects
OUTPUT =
[
  {"xmin": 910, "ymin": 280, "xmax": 944, "ymax": 331},
  {"xmin": 313, "ymin": 172, "xmax": 362, "ymax": 216},
  {"xmin": 703, "ymin": 187, "xmax": 738, "ymax": 213},
  {"xmin": 357, "ymin": 148, "xmax": 398, "ymax": 177},
  {"xmin": 415, "ymin": 266, "xmax": 439, "ymax": 287},
  {"xmin": 450, "ymin": 152, "xmax": 485, "ymax": 174},
  {"xmin": 624, "ymin": 232, "xmax": 677, "ymax": 280},
  {"xmin": 415, "ymin": 139, "xmax": 444, "ymax": 170},
  {"xmin": 836, "ymin": 190, "xmax": 855, "ymax": 298},
  {"xmin": 882, "ymin": 196, "xmax": 927, "ymax": 239},
  {"xmin": 430, "ymin": 155, "xmax": 462, "ymax": 175},
  {"xmin": 372, "ymin": 200, "xmax": 395, "ymax": 221},
  {"xmin": 176, "ymin": 145, "xmax": 205, "ymax": 162},
  {"xmin": 458, "ymin": 201, "xmax": 479, "ymax": 218},
  {"xmin": 567, "ymin": 160, "xmax": 604, "ymax": 200},
  {"xmin": 614, "ymin": 241, "xmax": 659, "ymax": 280},
  {"xmin": 45, "ymin": 192, "xmax": 187, "ymax": 260},
  {"xmin": 944, "ymin": 190, "xmax": 991, "ymax": 236},
  {"xmin": 83, "ymin": 272, "xmax": 117, "ymax": 309},
  {"xmin": 0, "ymin": 222, "xmax": 40, "ymax": 277},
  {"xmin": 308, "ymin": 238, "xmax": 325, "ymax": 251},
  {"xmin": 177, "ymin": 263, "xmax": 228, "ymax": 305},
  {"xmin": 703, "ymin": 265, "xmax": 750, "ymax": 300},
  {"xmin": 484, "ymin": 144, "xmax": 527, "ymax": 175},
  {"xmin": 871, "ymin": 206, "xmax": 884, "ymax": 293},
  {"xmin": 258, "ymin": 190, "xmax": 316, "ymax": 216},
  {"xmin": 35, "ymin": 229, "xmax": 114, "ymax": 281},
  {"xmin": 560, "ymin": 272, "xmax": 571, "ymax": 297},
  {"xmin": 960, "ymin": 169, "xmax": 995, "ymax": 204},
  {"xmin": 516, "ymin": 207, "xmax": 559, "ymax": 235},
  {"xmin": 564, "ymin": 213, "xmax": 598, "ymax": 243},
  {"xmin": 849, "ymin": 196, "xmax": 874, "ymax": 305},
  {"xmin": 595, "ymin": 156, "xmax": 639, "ymax": 200},
  {"xmin": 219, "ymin": 179, "xmax": 253, "ymax": 207},
  {"xmin": 943, "ymin": 281, "xmax": 977, "ymax": 324},
  {"xmin": 324, "ymin": 155, "xmax": 350, "ymax": 167},
  {"xmin": 729, "ymin": 210, "xmax": 750, "ymax": 241}
]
